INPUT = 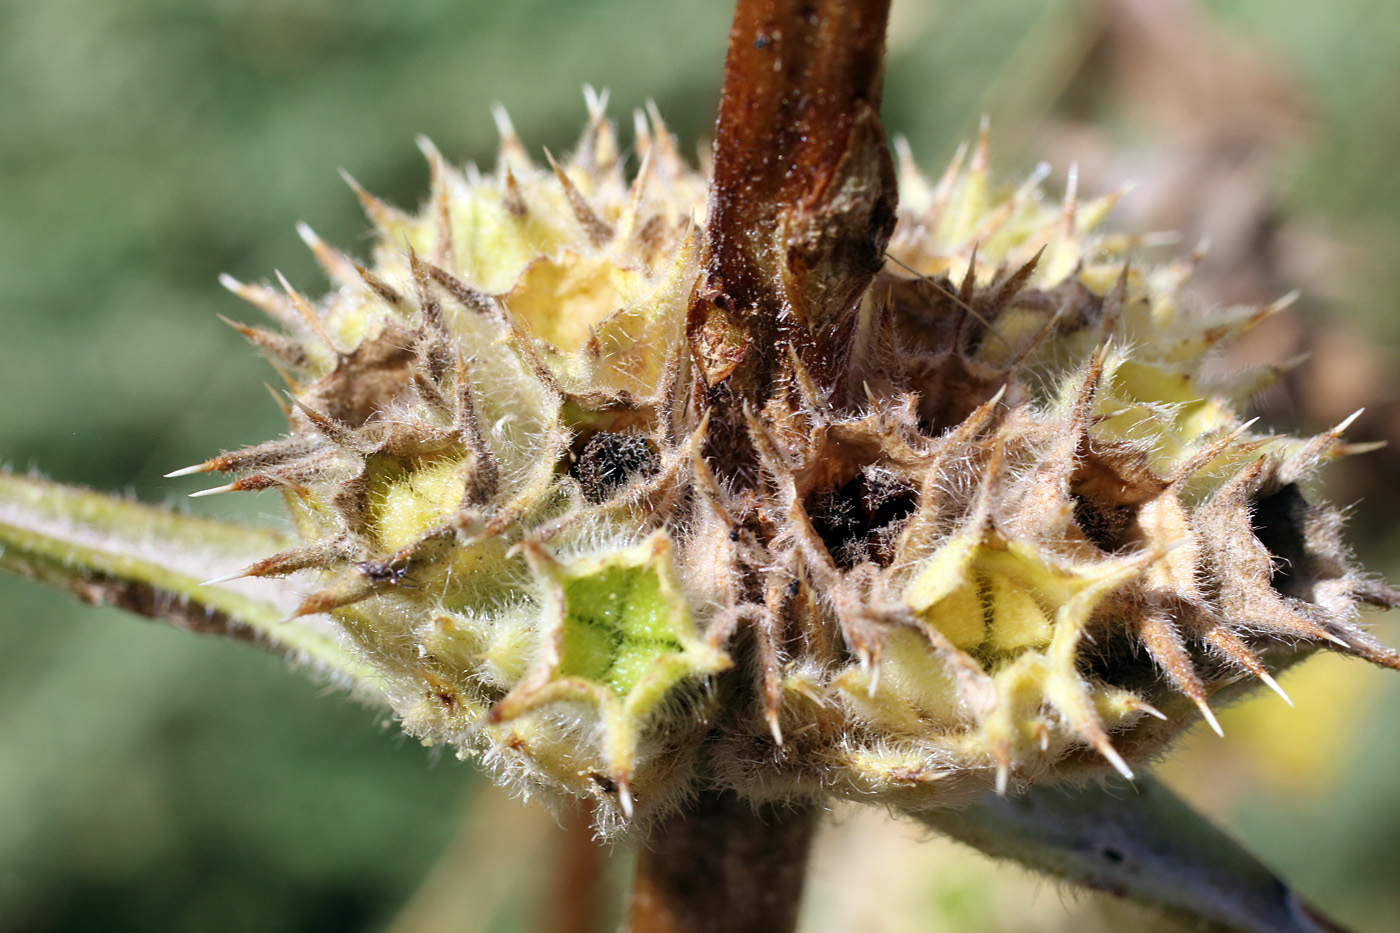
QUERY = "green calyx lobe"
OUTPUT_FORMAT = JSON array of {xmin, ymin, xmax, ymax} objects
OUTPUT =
[
  {"xmin": 559, "ymin": 563, "xmax": 685, "ymax": 697},
  {"xmin": 529, "ymin": 535, "xmax": 729, "ymax": 722}
]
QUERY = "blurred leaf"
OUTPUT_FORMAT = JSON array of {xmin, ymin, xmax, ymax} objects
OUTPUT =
[
  {"xmin": 915, "ymin": 776, "xmax": 1348, "ymax": 933},
  {"xmin": 0, "ymin": 469, "xmax": 369, "ymax": 687}
]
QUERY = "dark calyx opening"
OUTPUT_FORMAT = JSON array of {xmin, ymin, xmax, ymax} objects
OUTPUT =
[
  {"xmin": 570, "ymin": 432, "xmax": 661, "ymax": 504},
  {"xmin": 1072, "ymin": 447, "xmax": 1168, "ymax": 554},
  {"xmin": 1076, "ymin": 619, "xmax": 1169, "ymax": 696},
  {"xmin": 1250, "ymin": 482, "xmax": 1327, "ymax": 600},
  {"xmin": 807, "ymin": 470, "xmax": 916, "ymax": 569},
  {"xmin": 1073, "ymin": 495, "xmax": 1137, "ymax": 553}
]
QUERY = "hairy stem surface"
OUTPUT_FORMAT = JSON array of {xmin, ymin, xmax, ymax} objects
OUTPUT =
[
  {"xmin": 626, "ymin": 0, "xmax": 890, "ymax": 926},
  {"xmin": 627, "ymin": 792, "xmax": 817, "ymax": 933},
  {"xmin": 688, "ymin": 0, "xmax": 896, "ymax": 481}
]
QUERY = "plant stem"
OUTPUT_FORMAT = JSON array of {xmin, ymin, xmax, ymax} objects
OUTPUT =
[
  {"xmin": 542, "ymin": 802, "xmax": 608, "ymax": 933},
  {"xmin": 626, "ymin": 791, "xmax": 818, "ymax": 933},
  {"xmin": 625, "ymin": 1, "xmax": 892, "ymax": 929},
  {"xmin": 688, "ymin": 0, "xmax": 896, "ymax": 480}
]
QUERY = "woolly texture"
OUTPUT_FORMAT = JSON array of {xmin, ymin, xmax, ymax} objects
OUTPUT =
[{"xmin": 188, "ymin": 96, "xmax": 1399, "ymax": 830}]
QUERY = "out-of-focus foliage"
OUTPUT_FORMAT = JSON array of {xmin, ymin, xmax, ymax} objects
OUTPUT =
[{"xmin": 1, "ymin": 1, "xmax": 1397, "ymax": 930}]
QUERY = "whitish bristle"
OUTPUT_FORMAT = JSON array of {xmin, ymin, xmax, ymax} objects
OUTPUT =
[
  {"xmin": 1061, "ymin": 162, "xmax": 1079, "ymax": 236},
  {"xmin": 165, "ymin": 462, "xmax": 214, "ymax": 478},
  {"xmin": 1256, "ymin": 669, "xmax": 1294, "ymax": 707},
  {"xmin": 338, "ymin": 168, "xmax": 409, "ymax": 230},
  {"xmin": 189, "ymin": 483, "xmax": 239, "ymax": 499},
  {"xmin": 491, "ymin": 103, "xmax": 530, "ymax": 167},
  {"xmin": 1332, "ymin": 408, "xmax": 1365, "ymax": 436},
  {"xmin": 1097, "ymin": 740, "xmax": 1135, "ymax": 782},
  {"xmin": 1196, "ymin": 700, "xmax": 1225, "ymax": 738},
  {"xmin": 200, "ymin": 568, "xmax": 250, "ymax": 587},
  {"xmin": 296, "ymin": 222, "xmax": 360, "ymax": 288},
  {"xmin": 1128, "ymin": 698, "xmax": 1169, "ymax": 721}
]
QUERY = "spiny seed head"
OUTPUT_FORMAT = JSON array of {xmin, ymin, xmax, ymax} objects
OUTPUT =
[{"xmin": 198, "ymin": 95, "xmax": 1399, "ymax": 831}]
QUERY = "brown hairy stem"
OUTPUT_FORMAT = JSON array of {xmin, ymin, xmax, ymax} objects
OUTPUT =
[
  {"xmin": 688, "ymin": 0, "xmax": 897, "ymax": 481},
  {"xmin": 627, "ymin": 792, "xmax": 818, "ymax": 933},
  {"xmin": 627, "ymin": 1, "xmax": 891, "ymax": 929}
]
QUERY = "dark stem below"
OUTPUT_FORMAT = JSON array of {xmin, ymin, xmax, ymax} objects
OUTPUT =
[
  {"xmin": 542, "ymin": 801, "xmax": 608, "ymax": 933},
  {"xmin": 626, "ymin": 791, "xmax": 818, "ymax": 933}
]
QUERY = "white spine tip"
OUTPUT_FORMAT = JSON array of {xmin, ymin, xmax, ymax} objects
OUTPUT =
[
  {"xmin": 218, "ymin": 273, "xmax": 243, "ymax": 294},
  {"xmin": 1257, "ymin": 669, "xmax": 1294, "ymax": 707},
  {"xmin": 1034, "ymin": 722, "xmax": 1051, "ymax": 751},
  {"xmin": 1333, "ymin": 408, "xmax": 1365, "ymax": 435},
  {"xmin": 617, "ymin": 780, "xmax": 634, "ymax": 819},
  {"xmin": 414, "ymin": 134, "xmax": 441, "ymax": 161},
  {"xmin": 490, "ymin": 103, "xmax": 517, "ymax": 139},
  {"xmin": 294, "ymin": 221, "xmax": 320, "ymax": 247},
  {"xmin": 1269, "ymin": 289, "xmax": 1302, "ymax": 312},
  {"xmin": 1319, "ymin": 629, "xmax": 1351, "ymax": 649},
  {"xmin": 768, "ymin": 714, "xmax": 784, "ymax": 748},
  {"xmin": 1135, "ymin": 701, "xmax": 1169, "ymax": 722},
  {"xmin": 995, "ymin": 764, "xmax": 1009, "ymax": 797},
  {"xmin": 582, "ymin": 84, "xmax": 608, "ymax": 118},
  {"xmin": 1198, "ymin": 703, "xmax": 1225, "ymax": 738},
  {"xmin": 200, "ymin": 568, "xmax": 250, "ymax": 587},
  {"xmin": 189, "ymin": 483, "xmax": 238, "ymax": 499},
  {"xmin": 164, "ymin": 463, "xmax": 211, "ymax": 478},
  {"xmin": 1101, "ymin": 745, "xmax": 1135, "ymax": 782},
  {"xmin": 644, "ymin": 99, "xmax": 666, "ymax": 129}
]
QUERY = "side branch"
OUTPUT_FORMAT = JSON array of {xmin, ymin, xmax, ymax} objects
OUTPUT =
[{"xmin": 0, "ymin": 469, "xmax": 370, "ymax": 686}]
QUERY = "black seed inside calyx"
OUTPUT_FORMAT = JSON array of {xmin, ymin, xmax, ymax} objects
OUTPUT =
[
  {"xmin": 808, "ymin": 471, "xmax": 917, "ymax": 569},
  {"xmin": 572, "ymin": 433, "xmax": 661, "ymax": 504}
]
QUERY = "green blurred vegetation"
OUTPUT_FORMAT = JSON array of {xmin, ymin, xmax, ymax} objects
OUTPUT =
[{"xmin": 2, "ymin": 1, "xmax": 1398, "ymax": 930}]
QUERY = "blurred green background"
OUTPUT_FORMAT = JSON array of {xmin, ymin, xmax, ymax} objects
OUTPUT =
[{"xmin": 2, "ymin": 1, "xmax": 1398, "ymax": 930}]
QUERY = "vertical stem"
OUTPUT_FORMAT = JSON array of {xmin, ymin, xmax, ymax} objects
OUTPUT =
[
  {"xmin": 627, "ymin": 792, "xmax": 818, "ymax": 933},
  {"xmin": 628, "ymin": 1, "xmax": 886, "ymax": 929},
  {"xmin": 687, "ymin": 0, "xmax": 897, "ymax": 479},
  {"xmin": 541, "ymin": 802, "xmax": 608, "ymax": 933},
  {"xmin": 703, "ymin": 0, "xmax": 893, "ymax": 301}
]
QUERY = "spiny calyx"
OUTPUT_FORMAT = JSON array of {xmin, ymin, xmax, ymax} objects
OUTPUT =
[{"xmin": 187, "ymin": 96, "xmax": 1399, "ymax": 829}]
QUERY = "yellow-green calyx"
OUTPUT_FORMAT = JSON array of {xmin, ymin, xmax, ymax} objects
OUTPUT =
[{"xmin": 189, "ymin": 97, "xmax": 1399, "ymax": 829}]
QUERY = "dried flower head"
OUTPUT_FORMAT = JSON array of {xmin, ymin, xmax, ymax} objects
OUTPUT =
[{"xmin": 170, "ymin": 83, "xmax": 1400, "ymax": 834}]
